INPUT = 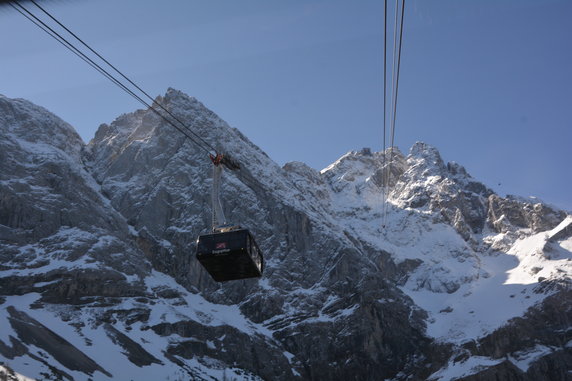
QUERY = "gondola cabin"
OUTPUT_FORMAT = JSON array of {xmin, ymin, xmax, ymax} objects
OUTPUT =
[{"xmin": 196, "ymin": 228, "xmax": 263, "ymax": 282}]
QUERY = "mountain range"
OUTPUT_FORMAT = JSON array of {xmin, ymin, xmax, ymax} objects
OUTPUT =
[{"xmin": 0, "ymin": 89, "xmax": 570, "ymax": 380}]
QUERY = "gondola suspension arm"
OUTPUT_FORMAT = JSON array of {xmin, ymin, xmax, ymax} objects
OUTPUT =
[
  {"xmin": 209, "ymin": 153, "xmax": 241, "ymax": 231},
  {"xmin": 210, "ymin": 154, "xmax": 226, "ymax": 230}
]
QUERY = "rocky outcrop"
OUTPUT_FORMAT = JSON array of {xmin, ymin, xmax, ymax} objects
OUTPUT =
[
  {"xmin": 487, "ymin": 194, "xmax": 566, "ymax": 234},
  {"xmin": 5, "ymin": 307, "xmax": 111, "ymax": 378},
  {"xmin": 392, "ymin": 143, "xmax": 494, "ymax": 243},
  {"xmin": 152, "ymin": 320, "xmax": 296, "ymax": 380},
  {"xmin": 457, "ymin": 288, "xmax": 572, "ymax": 381},
  {"xmin": 104, "ymin": 324, "xmax": 162, "ymax": 367}
]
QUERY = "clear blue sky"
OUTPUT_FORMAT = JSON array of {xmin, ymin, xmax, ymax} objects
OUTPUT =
[{"xmin": 1, "ymin": 0, "xmax": 571, "ymax": 211}]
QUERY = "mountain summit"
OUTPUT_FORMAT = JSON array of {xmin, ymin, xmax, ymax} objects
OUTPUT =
[{"xmin": 1, "ymin": 90, "xmax": 570, "ymax": 381}]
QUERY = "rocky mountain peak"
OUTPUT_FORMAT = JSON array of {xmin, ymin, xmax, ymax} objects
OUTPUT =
[
  {"xmin": 0, "ymin": 94, "xmax": 83, "ymax": 162},
  {"xmin": 163, "ymin": 87, "xmax": 202, "ymax": 109},
  {"xmin": 409, "ymin": 141, "xmax": 445, "ymax": 166},
  {"xmin": 405, "ymin": 142, "xmax": 478, "ymax": 186}
]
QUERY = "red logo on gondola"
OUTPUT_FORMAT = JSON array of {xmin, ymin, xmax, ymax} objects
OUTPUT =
[{"xmin": 215, "ymin": 242, "xmax": 227, "ymax": 249}]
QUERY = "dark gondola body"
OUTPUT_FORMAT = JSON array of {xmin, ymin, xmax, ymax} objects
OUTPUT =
[{"xmin": 196, "ymin": 228, "xmax": 263, "ymax": 282}]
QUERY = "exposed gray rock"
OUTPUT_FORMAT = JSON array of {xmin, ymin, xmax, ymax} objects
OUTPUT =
[
  {"xmin": 6, "ymin": 306, "xmax": 111, "ymax": 377},
  {"xmin": 487, "ymin": 194, "xmax": 566, "ymax": 233},
  {"xmin": 104, "ymin": 324, "xmax": 162, "ymax": 367},
  {"xmin": 393, "ymin": 142, "xmax": 494, "ymax": 243},
  {"xmin": 152, "ymin": 320, "xmax": 297, "ymax": 380}
]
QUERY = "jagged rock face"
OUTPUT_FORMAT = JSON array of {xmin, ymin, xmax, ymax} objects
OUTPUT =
[
  {"xmin": 0, "ymin": 90, "xmax": 570, "ymax": 381},
  {"xmin": 0, "ymin": 95, "xmax": 149, "ymax": 306},
  {"xmin": 487, "ymin": 194, "xmax": 566, "ymax": 234},
  {"xmin": 393, "ymin": 143, "xmax": 492, "ymax": 242}
]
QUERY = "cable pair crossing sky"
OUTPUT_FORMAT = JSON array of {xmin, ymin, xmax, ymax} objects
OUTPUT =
[
  {"xmin": 381, "ymin": 0, "xmax": 406, "ymax": 227},
  {"xmin": 9, "ymin": 0, "xmax": 218, "ymax": 157}
]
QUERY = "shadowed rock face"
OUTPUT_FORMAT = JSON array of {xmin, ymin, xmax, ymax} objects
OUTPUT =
[
  {"xmin": 0, "ymin": 95, "xmax": 151, "ymax": 287},
  {"xmin": 104, "ymin": 324, "xmax": 162, "ymax": 367},
  {"xmin": 0, "ymin": 91, "xmax": 570, "ymax": 380},
  {"xmin": 151, "ymin": 319, "xmax": 296, "ymax": 380},
  {"xmin": 5, "ymin": 307, "xmax": 111, "ymax": 378}
]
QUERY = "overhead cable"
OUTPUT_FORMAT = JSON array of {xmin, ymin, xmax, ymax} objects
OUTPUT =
[
  {"xmin": 28, "ymin": 0, "xmax": 218, "ymax": 155},
  {"xmin": 381, "ymin": 0, "xmax": 389, "ymax": 224},
  {"xmin": 12, "ymin": 0, "xmax": 215, "ymax": 155},
  {"xmin": 382, "ymin": 0, "xmax": 405, "ymax": 227}
]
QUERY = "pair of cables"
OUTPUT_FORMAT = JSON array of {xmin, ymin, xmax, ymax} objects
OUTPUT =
[
  {"xmin": 381, "ymin": 0, "xmax": 406, "ymax": 227},
  {"xmin": 9, "ymin": 0, "xmax": 218, "ymax": 157}
]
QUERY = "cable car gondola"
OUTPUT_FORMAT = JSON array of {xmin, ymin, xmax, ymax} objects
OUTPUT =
[
  {"xmin": 196, "ymin": 226, "xmax": 263, "ymax": 282},
  {"xmin": 195, "ymin": 154, "xmax": 264, "ymax": 282}
]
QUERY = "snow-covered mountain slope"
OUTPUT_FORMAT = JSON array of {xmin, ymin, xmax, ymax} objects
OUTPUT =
[{"xmin": 1, "ymin": 90, "xmax": 570, "ymax": 381}]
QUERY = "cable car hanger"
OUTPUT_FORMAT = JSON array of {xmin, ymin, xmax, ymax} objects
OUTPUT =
[{"xmin": 196, "ymin": 153, "xmax": 264, "ymax": 282}]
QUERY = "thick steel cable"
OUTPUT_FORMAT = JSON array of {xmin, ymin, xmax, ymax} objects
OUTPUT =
[
  {"xmin": 381, "ymin": 0, "xmax": 389, "ymax": 227},
  {"xmin": 389, "ymin": 0, "xmax": 401, "ymax": 137},
  {"xmin": 9, "ymin": 2, "xmax": 141, "ymax": 103},
  {"xmin": 390, "ymin": 0, "xmax": 405, "ymax": 155},
  {"xmin": 28, "ymin": 0, "xmax": 218, "ymax": 155},
  {"xmin": 11, "ymin": 2, "xmax": 132, "ymax": 100},
  {"xmin": 383, "ymin": 0, "xmax": 388, "ymax": 166},
  {"xmin": 383, "ymin": 0, "xmax": 400, "ymax": 227},
  {"xmin": 383, "ymin": 0, "xmax": 405, "ymax": 227},
  {"xmin": 12, "ymin": 1, "xmax": 213, "ymax": 154}
]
